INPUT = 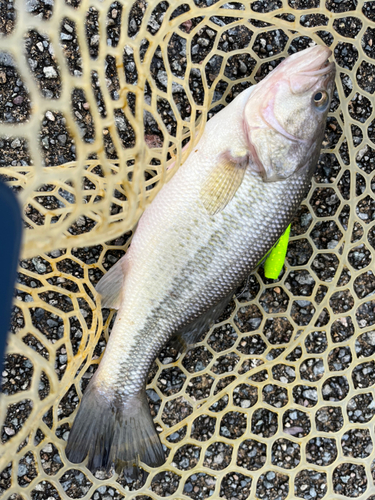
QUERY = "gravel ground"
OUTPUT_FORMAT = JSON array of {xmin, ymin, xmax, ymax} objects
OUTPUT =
[{"xmin": 1, "ymin": 0, "xmax": 375, "ymax": 499}]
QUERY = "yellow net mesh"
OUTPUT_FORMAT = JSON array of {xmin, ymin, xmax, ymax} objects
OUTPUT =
[{"xmin": 1, "ymin": 0, "xmax": 375, "ymax": 499}]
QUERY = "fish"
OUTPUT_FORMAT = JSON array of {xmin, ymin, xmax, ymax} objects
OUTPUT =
[{"xmin": 65, "ymin": 44, "xmax": 336, "ymax": 477}]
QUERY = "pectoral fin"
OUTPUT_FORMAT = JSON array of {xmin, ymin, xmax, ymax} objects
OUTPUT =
[{"xmin": 200, "ymin": 154, "xmax": 248, "ymax": 216}]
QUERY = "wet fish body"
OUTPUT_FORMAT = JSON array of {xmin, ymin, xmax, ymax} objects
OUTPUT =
[{"xmin": 66, "ymin": 45, "xmax": 336, "ymax": 476}]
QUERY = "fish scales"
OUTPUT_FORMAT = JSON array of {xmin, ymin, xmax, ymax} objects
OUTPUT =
[{"xmin": 65, "ymin": 45, "xmax": 336, "ymax": 477}]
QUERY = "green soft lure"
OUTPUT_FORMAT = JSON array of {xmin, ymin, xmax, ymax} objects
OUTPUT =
[{"xmin": 264, "ymin": 224, "xmax": 291, "ymax": 279}]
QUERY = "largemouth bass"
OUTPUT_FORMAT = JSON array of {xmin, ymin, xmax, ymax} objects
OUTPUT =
[{"xmin": 66, "ymin": 45, "xmax": 336, "ymax": 476}]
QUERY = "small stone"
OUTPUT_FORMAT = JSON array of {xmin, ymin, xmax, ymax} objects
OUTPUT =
[
  {"xmin": 148, "ymin": 17, "xmax": 160, "ymax": 31},
  {"xmin": 239, "ymin": 60, "xmax": 247, "ymax": 73},
  {"xmin": 241, "ymin": 399, "xmax": 251, "ymax": 408},
  {"xmin": 157, "ymin": 71, "xmax": 183, "ymax": 93},
  {"xmin": 146, "ymin": 390, "xmax": 160, "ymax": 403},
  {"xmin": 184, "ymin": 483, "xmax": 193, "ymax": 493},
  {"xmin": 42, "ymin": 88, "xmax": 54, "ymax": 99},
  {"xmin": 303, "ymin": 389, "xmax": 318, "ymax": 401},
  {"xmin": 90, "ymin": 34, "xmax": 99, "ymax": 46},
  {"xmin": 301, "ymin": 212, "xmax": 312, "ymax": 226},
  {"xmin": 17, "ymin": 464, "xmax": 27, "ymax": 476},
  {"xmin": 197, "ymin": 37, "xmax": 209, "ymax": 47},
  {"xmin": 248, "ymin": 317, "xmax": 262, "ymax": 329},
  {"xmin": 4, "ymin": 427, "xmax": 15, "ymax": 436},
  {"xmin": 13, "ymin": 96, "xmax": 23, "ymax": 105},
  {"xmin": 191, "ymin": 44, "xmax": 200, "ymax": 55},
  {"xmin": 356, "ymin": 146, "xmax": 368, "ymax": 161},
  {"xmin": 57, "ymin": 134, "xmax": 67, "ymax": 145},
  {"xmin": 145, "ymin": 134, "xmax": 163, "ymax": 148},
  {"xmin": 0, "ymin": 52, "xmax": 15, "ymax": 67},
  {"xmin": 76, "ymin": 216, "xmax": 85, "ymax": 227},
  {"xmin": 327, "ymin": 240, "xmax": 338, "ymax": 249},
  {"xmin": 45, "ymin": 110, "xmax": 55, "ymax": 121},
  {"xmin": 115, "ymin": 115, "xmax": 127, "ymax": 132},
  {"xmin": 313, "ymin": 360, "xmax": 324, "ymax": 377},
  {"xmin": 195, "ymin": 361, "xmax": 205, "ymax": 372},
  {"xmin": 129, "ymin": 18, "xmax": 137, "ymax": 32},
  {"xmin": 32, "ymin": 258, "xmax": 47, "ymax": 273},
  {"xmin": 60, "ymin": 33, "xmax": 73, "ymax": 41},
  {"xmin": 296, "ymin": 274, "xmax": 314, "ymax": 285},
  {"xmin": 358, "ymin": 212, "xmax": 369, "ymax": 220},
  {"xmin": 34, "ymin": 308, "xmax": 45, "ymax": 319},
  {"xmin": 126, "ymin": 61, "xmax": 135, "ymax": 73},
  {"xmin": 10, "ymin": 138, "xmax": 21, "ymax": 148},
  {"xmin": 0, "ymin": 71, "xmax": 6, "ymax": 83},
  {"xmin": 43, "ymin": 66, "xmax": 58, "ymax": 78},
  {"xmin": 284, "ymin": 426, "xmax": 304, "ymax": 435},
  {"xmin": 296, "ymin": 300, "xmax": 311, "ymax": 307},
  {"xmin": 36, "ymin": 41, "xmax": 44, "ymax": 52},
  {"xmin": 42, "ymin": 443, "xmax": 53, "ymax": 453},
  {"xmin": 220, "ymin": 426, "xmax": 230, "ymax": 437},
  {"xmin": 181, "ymin": 20, "xmax": 192, "ymax": 32},
  {"xmin": 28, "ymin": 58, "xmax": 38, "ymax": 71}
]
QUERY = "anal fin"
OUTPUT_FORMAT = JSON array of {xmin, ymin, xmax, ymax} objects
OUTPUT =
[{"xmin": 169, "ymin": 292, "xmax": 235, "ymax": 353}]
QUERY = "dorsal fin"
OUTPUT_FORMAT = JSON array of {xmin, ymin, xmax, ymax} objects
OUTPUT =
[{"xmin": 96, "ymin": 257, "xmax": 126, "ymax": 309}]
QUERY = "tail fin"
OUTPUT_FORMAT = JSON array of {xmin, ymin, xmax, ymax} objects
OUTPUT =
[{"xmin": 65, "ymin": 382, "xmax": 165, "ymax": 477}]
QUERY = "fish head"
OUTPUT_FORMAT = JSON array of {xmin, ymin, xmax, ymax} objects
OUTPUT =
[{"xmin": 244, "ymin": 45, "xmax": 336, "ymax": 182}]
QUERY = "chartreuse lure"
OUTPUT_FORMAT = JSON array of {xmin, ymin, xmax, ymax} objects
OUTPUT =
[{"xmin": 264, "ymin": 225, "xmax": 291, "ymax": 279}]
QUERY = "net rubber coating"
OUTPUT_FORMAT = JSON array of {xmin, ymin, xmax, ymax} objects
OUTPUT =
[{"xmin": 1, "ymin": 1, "xmax": 375, "ymax": 500}]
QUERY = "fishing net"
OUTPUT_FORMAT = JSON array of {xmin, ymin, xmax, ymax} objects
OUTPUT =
[{"xmin": 1, "ymin": 0, "xmax": 375, "ymax": 498}]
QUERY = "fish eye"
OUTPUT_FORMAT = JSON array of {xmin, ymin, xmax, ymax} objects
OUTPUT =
[{"xmin": 313, "ymin": 90, "xmax": 329, "ymax": 110}]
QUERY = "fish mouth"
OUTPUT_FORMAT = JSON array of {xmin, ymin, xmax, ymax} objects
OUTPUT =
[
  {"xmin": 299, "ymin": 60, "xmax": 336, "ymax": 78},
  {"xmin": 291, "ymin": 45, "xmax": 335, "ymax": 82},
  {"xmin": 288, "ymin": 46, "xmax": 336, "ymax": 94}
]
